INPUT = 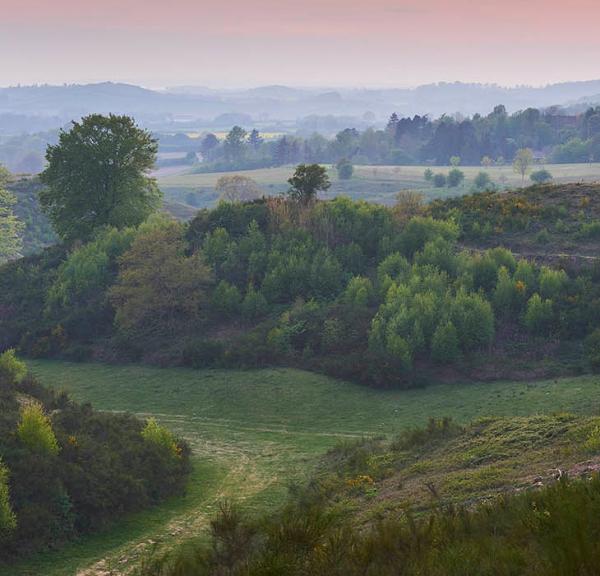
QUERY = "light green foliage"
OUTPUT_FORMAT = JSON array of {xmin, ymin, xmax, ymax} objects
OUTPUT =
[
  {"xmin": 513, "ymin": 147, "xmax": 534, "ymax": 183},
  {"xmin": 487, "ymin": 247, "xmax": 517, "ymax": 272},
  {"xmin": 17, "ymin": 402, "xmax": 59, "ymax": 456},
  {"xmin": 414, "ymin": 237, "xmax": 459, "ymax": 275},
  {"xmin": 241, "ymin": 285, "xmax": 269, "ymax": 320},
  {"xmin": 40, "ymin": 114, "xmax": 160, "ymax": 242},
  {"xmin": 0, "ymin": 348, "xmax": 27, "ymax": 385},
  {"xmin": 141, "ymin": 418, "xmax": 179, "ymax": 458},
  {"xmin": 583, "ymin": 424, "xmax": 600, "ymax": 452},
  {"xmin": 369, "ymin": 268, "xmax": 451, "ymax": 367},
  {"xmin": 431, "ymin": 321, "xmax": 461, "ymax": 364},
  {"xmin": 46, "ymin": 226, "xmax": 136, "ymax": 311},
  {"xmin": 377, "ymin": 252, "xmax": 410, "ymax": 296},
  {"xmin": 0, "ymin": 459, "xmax": 16, "ymax": 540},
  {"xmin": 309, "ymin": 248, "xmax": 343, "ymax": 299},
  {"xmin": 514, "ymin": 259, "xmax": 537, "ymax": 294},
  {"xmin": 0, "ymin": 166, "xmax": 24, "ymax": 263},
  {"xmin": 538, "ymin": 266, "xmax": 568, "ymax": 299},
  {"xmin": 524, "ymin": 293, "xmax": 554, "ymax": 335},
  {"xmin": 212, "ymin": 280, "xmax": 242, "ymax": 317},
  {"xmin": 343, "ymin": 276, "xmax": 374, "ymax": 308},
  {"xmin": 493, "ymin": 266, "xmax": 518, "ymax": 314},
  {"xmin": 449, "ymin": 291, "xmax": 495, "ymax": 350},
  {"xmin": 399, "ymin": 216, "xmax": 459, "ymax": 257}
]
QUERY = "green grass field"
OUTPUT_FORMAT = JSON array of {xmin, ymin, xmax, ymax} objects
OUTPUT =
[
  {"xmin": 8, "ymin": 361, "xmax": 600, "ymax": 575},
  {"xmin": 159, "ymin": 162, "xmax": 600, "ymax": 210}
]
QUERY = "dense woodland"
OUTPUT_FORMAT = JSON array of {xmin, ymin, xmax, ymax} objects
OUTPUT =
[
  {"xmin": 0, "ymin": 350, "xmax": 190, "ymax": 559},
  {"xmin": 5, "ymin": 175, "xmax": 600, "ymax": 387}
]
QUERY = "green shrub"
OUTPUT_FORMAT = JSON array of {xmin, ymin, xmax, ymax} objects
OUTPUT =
[
  {"xmin": 399, "ymin": 217, "xmax": 459, "ymax": 258},
  {"xmin": 321, "ymin": 318, "xmax": 345, "ymax": 352},
  {"xmin": 432, "ymin": 173, "xmax": 447, "ymax": 187},
  {"xmin": 530, "ymin": 169, "xmax": 553, "ymax": 184},
  {"xmin": 493, "ymin": 267, "xmax": 518, "ymax": 314},
  {"xmin": 241, "ymin": 285, "xmax": 269, "ymax": 320},
  {"xmin": 17, "ymin": 402, "xmax": 59, "ymax": 456},
  {"xmin": 336, "ymin": 159, "xmax": 354, "ymax": 180},
  {"xmin": 0, "ymin": 459, "xmax": 16, "ymax": 541},
  {"xmin": 524, "ymin": 293, "xmax": 554, "ymax": 335},
  {"xmin": 450, "ymin": 291, "xmax": 495, "ymax": 351},
  {"xmin": 538, "ymin": 267, "xmax": 567, "ymax": 299},
  {"xmin": 141, "ymin": 418, "xmax": 179, "ymax": 458},
  {"xmin": 579, "ymin": 220, "xmax": 600, "ymax": 239},
  {"xmin": 447, "ymin": 168, "xmax": 465, "ymax": 188},
  {"xmin": 343, "ymin": 276, "xmax": 374, "ymax": 308},
  {"xmin": 0, "ymin": 349, "xmax": 27, "ymax": 385},
  {"xmin": 212, "ymin": 280, "xmax": 242, "ymax": 317},
  {"xmin": 431, "ymin": 322, "xmax": 461, "ymax": 364}
]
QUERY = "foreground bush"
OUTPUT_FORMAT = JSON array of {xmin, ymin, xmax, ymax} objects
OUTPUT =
[
  {"xmin": 139, "ymin": 473, "xmax": 600, "ymax": 576},
  {"xmin": 0, "ymin": 359, "xmax": 191, "ymax": 558}
]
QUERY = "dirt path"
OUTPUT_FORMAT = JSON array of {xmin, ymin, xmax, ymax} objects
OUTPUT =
[{"xmin": 76, "ymin": 445, "xmax": 266, "ymax": 576}]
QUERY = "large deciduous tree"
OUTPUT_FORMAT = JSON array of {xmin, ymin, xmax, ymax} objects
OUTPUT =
[
  {"xmin": 109, "ymin": 218, "xmax": 213, "ymax": 339},
  {"xmin": 287, "ymin": 164, "xmax": 331, "ymax": 204},
  {"xmin": 40, "ymin": 114, "xmax": 160, "ymax": 242}
]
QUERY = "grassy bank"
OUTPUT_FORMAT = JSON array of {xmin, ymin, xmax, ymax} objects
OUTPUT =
[{"xmin": 7, "ymin": 361, "xmax": 600, "ymax": 575}]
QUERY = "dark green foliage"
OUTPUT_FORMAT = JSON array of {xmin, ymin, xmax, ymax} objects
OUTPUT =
[
  {"xmin": 447, "ymin": 168, "xmax": 465, "ymax": 187},
  {"xmin": 336, "ymin": 158, "xmax": 354, "ymax": 180},
  {"xmin": 531, "ymin": 169, "xmax": 553, "ymax": 184},
  {"xmin": 473, "ymin": 171, "xmax": 495, "ymax": 191},
  {"xmin": 7, "ymin": 177, "xmax": 56, "ymax": 256},
  {"xmin": 432, "ymin": 173, "xmax": 447, "ymax": 187},
  {"xmin": 287, "ymin": 164, "xmax": 331, "ymax": 203},
  {"xmin": 40, "ymin": 114, "xmax": 160, "ymax": 242},
  {"xmin": 0, "ymin": 366, "xmax": 190, "ymax": 558},
  {"xmin": 182, "ymin": 339, "xmax": 225, "ymax": 368}
]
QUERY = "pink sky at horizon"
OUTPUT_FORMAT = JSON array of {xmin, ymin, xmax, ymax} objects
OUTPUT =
[{"xmin": 2, "ymin": 0, "xmax": 600, "ymax": 88}]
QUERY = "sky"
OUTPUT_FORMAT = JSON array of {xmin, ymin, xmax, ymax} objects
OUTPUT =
[{"xmin": 2, "ymin": 0, "xmax": 600, "ymax": 88}]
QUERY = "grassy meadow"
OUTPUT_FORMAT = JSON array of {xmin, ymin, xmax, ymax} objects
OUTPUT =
[
  {"xmin": 159, "ymin": 162, "xmax": 600, "ymax": 210},
  {"xmin": 7, "ymin": 360, "xmax": 600, "ymax": 575}
]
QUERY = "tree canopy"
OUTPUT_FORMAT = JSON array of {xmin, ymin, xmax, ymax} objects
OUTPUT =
[
  {"xmin": 40, "ymin": 114, "xmax": 160, "ymax": 242},
  {"xmin": 287, "ymin": 164, "xmax": 331, "ymax": 203},
  {"xmin": 0, "ymin": 167, "xmax": 23, "ymax": 264}
]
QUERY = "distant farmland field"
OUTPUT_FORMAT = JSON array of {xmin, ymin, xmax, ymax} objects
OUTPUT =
[{"xmin": 158, "ymin": 162, "xmax": 600, "ymax": 211}]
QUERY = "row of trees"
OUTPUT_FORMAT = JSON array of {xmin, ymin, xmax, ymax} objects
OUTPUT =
[{"xmin": 191, "ymin": 105, "xmax": 600, "ymax": 171}]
